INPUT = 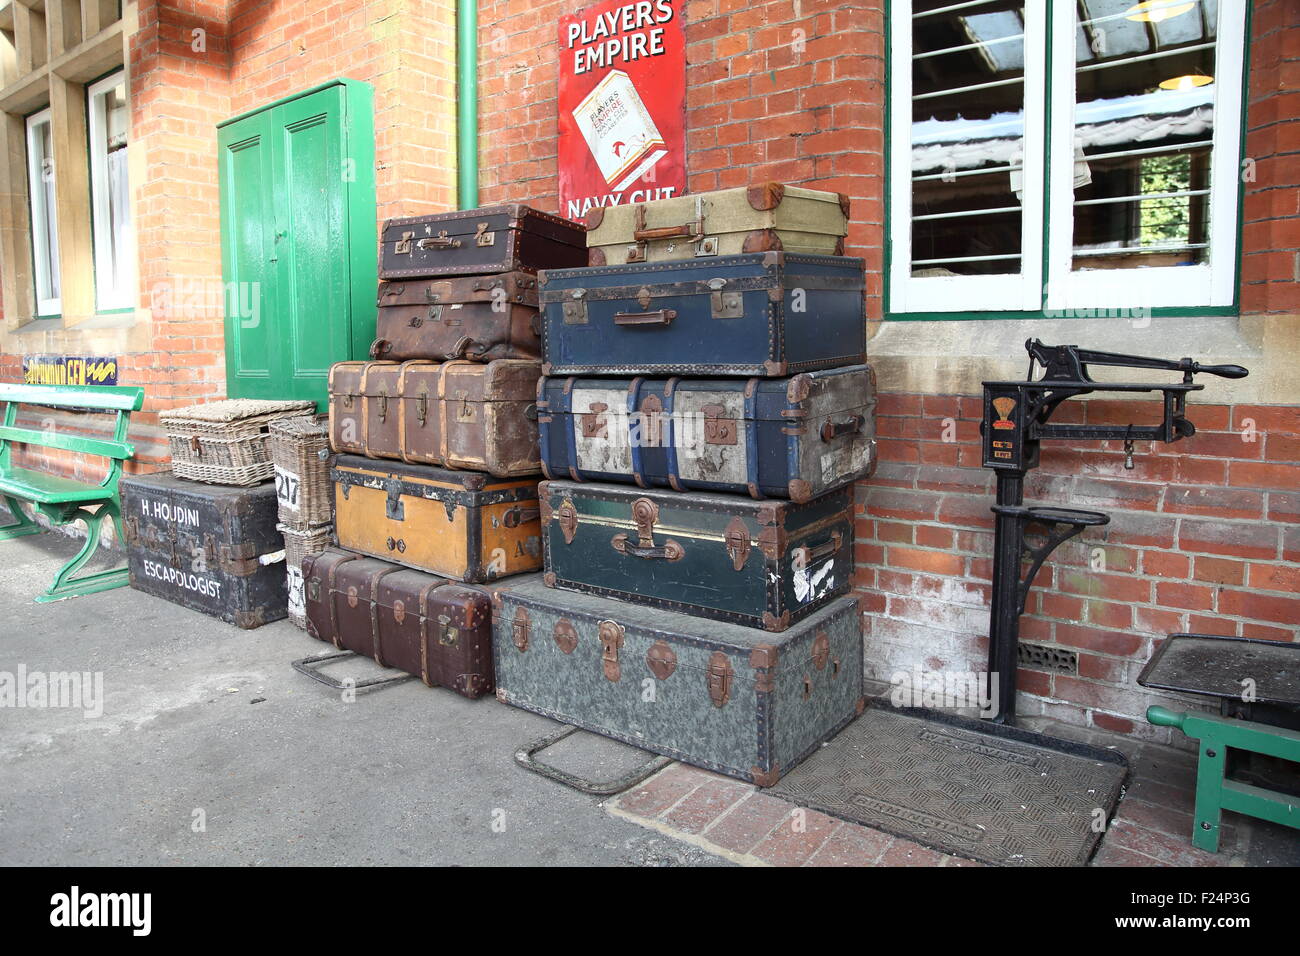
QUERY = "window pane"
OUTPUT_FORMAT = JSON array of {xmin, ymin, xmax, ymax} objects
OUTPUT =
[
  {"xmin": 27, "ymin": 113, "xmax": 60, "ymax": 313},
  {"xmin": 91, "ymin": 76, "xmax": 132, "ymax": 309},
  {"xmin": 1072, "ymin": 0, "xmax": 1217, "ymax": 271},
  {"xmin": 910, "ymin": 0, "xmax": 1026, "ymax": 277}
]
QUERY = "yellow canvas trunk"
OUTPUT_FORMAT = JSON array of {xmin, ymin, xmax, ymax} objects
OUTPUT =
[{"xmin": 331, "ymin": 454, "xmax": 542, "ymax": 583}]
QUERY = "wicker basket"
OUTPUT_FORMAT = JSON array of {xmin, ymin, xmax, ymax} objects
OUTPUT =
[
  {"xmin": 280, "ymin": 524, "xmax": 333, "ymax": 629},
  {"xmin": 268, "ymin": 416, "xmax": 334, "ymax": 530},
  {"xmin": 161, "ymin": 399, "xmax": 315, "ymax": 486}
]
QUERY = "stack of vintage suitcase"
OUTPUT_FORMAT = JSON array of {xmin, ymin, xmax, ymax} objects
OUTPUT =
[
  {"xmin": 122, "ymin": 398, "xmax": 315, "ymax": 628},
  {"xmin": 492, "ymin": 184, "xmax": 879, "ymax": 786},
  {"xmin": 303, "ymin": 206, "xmax": 587, "ymax": 698}
]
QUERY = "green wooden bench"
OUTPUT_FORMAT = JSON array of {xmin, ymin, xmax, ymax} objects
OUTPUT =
[
  {"xmin": 1148, "ymin": 707, "xmax": 1300, "ymax": 853},
  {"xmin": 0, "ymin": 382, "xmax": 145, "ymax": 602}
]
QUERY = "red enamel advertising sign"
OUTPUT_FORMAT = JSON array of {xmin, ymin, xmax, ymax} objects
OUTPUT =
[{"xmin": 557, "ymin": 0, "xmax": 686, "ymax": 224}]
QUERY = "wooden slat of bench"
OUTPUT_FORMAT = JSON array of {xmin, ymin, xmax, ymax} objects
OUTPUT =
[
  {"xmin": 0, "ymin": 424, "xmax": 134, "ymax": 461},
  {"xmin": 0, "ymin": 383, "xmax": 145, "ymax": 411},
  {"xmin": 0, "ymin": 468, "xmax": 115, "ymax": 503}
]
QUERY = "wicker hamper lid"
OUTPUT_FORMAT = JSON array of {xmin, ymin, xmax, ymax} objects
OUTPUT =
[
  {"xmin": 267, "ymin": 414, "xmax": 330, "ymax": 439},
  {"xmin": 160, "ymin": 398, "xmax": 315, "ymax": 425}
]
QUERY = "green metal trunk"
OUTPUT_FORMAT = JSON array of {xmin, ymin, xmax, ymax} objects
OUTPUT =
[
  {"xmin": 493, "ymin": 579, "xmax": 864, "ymax": 786},
  {"xmin": 540, "ymin": 480, "xmax": 853, "ymax": 631}
]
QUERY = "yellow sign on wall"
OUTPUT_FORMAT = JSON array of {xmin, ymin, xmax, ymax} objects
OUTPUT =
[{"xmin": 22, "ymin": 356, "xmax": 119, "ymax": 386}]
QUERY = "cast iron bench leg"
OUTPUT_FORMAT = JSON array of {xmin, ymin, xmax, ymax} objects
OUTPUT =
[
  {"xmin": 0, "ymin": 495, "xmax": 41, "ymax": 540},
  {"xmin": 36, "ymin": 501, "xmax": 130, "ymax": 603}
]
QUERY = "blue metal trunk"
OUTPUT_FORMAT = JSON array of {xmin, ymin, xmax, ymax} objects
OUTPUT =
[
  {"xmin": 537, "ymin": 365, "xmax": 876, "ymax": 501},
  {"xmin": 538, "ymin": 253, "xmax": 866, "ymax": 376}
]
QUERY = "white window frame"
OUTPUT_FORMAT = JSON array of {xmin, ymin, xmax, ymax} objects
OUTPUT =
[
  {"xmin": 26, "ymin": 108, "xmax": 61, "ymax": 318},
  {"xmin": 1045, "ymin": 0, "xmax": 1245, "ymax": 312},
  {"xmin": 889, "ymin": 0, "xmax": 1247, "ymax": 316},
  {"xmin": 87, "ymin": 70, "xmax": 134, "ymax": 312}
]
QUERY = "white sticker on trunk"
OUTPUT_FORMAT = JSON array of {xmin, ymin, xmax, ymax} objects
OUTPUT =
[
  {"xmin": 572, "ymin": 387, "xmax": 633, "ymax": 475},
  {"xmin": 793, "ymin": 557, "xmax": 834, "ymax": 604},
  {"xmin": 672, "ymin": 389, "xmax": 748, "ymax": 486}
]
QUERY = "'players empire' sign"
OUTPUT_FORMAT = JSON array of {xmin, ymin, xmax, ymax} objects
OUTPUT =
[{"xmin": 558, "ymin": 0, "xmax": 686, "ymax": 223}]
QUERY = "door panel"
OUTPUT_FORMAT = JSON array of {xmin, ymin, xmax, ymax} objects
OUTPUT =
[
  {"xmin": 218, "ymin": 82, "xmax": 371, "ymax": 409},
  {"xmin": 218, "ymin": 114, "xmax": 278, "ymax": 388},
  {"xmin": 277, "ymin": 88, "xmax": 349, "ymax": 386}
]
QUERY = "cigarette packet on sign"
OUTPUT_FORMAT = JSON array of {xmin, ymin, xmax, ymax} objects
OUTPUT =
[{"xmin": 573, "ymin": 70, "xmax": 668, "ymax": 191}]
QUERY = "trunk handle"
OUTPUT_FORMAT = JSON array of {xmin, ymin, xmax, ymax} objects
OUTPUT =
[
  {"xmin": 792, "ymin": 531, "xmax": 843, "ymax": 569},
  {"xmin": 502, "ymin": 505, "xmax": 540, "ymax": 528},
  {"xmin": 416, "ymin": 232, "xmax": 460, "ymax": 250},
  {"xmin": 613, "ymin": 309, "xmax": 677, "ymax": 327},
  {"xmin": 821, "ymin": 415, "xmax": 865, "ymax": 442},
  {"xmin": 631, "ymin": 196, "xmax": 705, "ymax": 243},
  {"xmin": 611, "ymin": 535, "xmax": 684, "ymax": 561}
]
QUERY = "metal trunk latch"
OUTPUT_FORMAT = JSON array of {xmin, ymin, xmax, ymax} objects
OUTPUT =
[
  {"xmin": 415, "ymin": 392, "xmax": 429, "ymax": 426},
  {"xmin": 702, "ymin": 404, "xmax": 738, "ymax": 445},
  {"xmin": 557, "ymin": 498, "xmax": 579, "ymax": 545},
  {"xmin": 724, "ymin": 515, "xmax": 752, "ymax": 571},
  {"xmin": 562, "ymin": 289, "xmax": 588, "ymax": 325},
  {"xmin": 598, "ymin": 620, "xmax": 624, "ymax": 682},
  {"xmin": 395, "ymin": 230, "xmax": 415, "ymax": 254},
  {"xmin": 376, "ymin": 392, "xmax": 389, "ymax": 422},
  {"xmin": 707, "ymin": 651, "xmax": 733, "ymax": 708},
  {"xmin": 474, "ymin": 222, "xmax": 495, "ymax": 246},
  {"xmin": 385, "ymin": 478, "xmax": 405, "ymax": 521},
  {"xmin": 708, "ymin": 278, "xmax": 743, "ymax": 318},
  {"xmin": 511, "ymin": 606, "xmax": 530, "ymax": 652}
]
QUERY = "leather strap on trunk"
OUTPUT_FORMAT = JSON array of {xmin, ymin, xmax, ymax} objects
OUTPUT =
[
  {"xmin": 368, "ymin": 567, "xmax": 403, "ymax": 667},
  {"xmin": 416, "ymin": 580, "xmax": 447, "ymax": 687},
  {"xmin": 326, "ymin": 553, "xmax": 360, "ymax": 649},
  {"xmin": 437, "ymin": 360, "xmax": 474, "ymax": 470}
]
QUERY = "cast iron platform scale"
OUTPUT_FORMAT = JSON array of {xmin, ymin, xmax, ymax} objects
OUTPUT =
[{"xmin": 980, "ymin": 339, "xmax": 1248, "ymax": 723}]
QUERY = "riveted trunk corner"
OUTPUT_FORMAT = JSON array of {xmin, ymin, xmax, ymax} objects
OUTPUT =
[{"xmin": 492, "ymin": 580, "xmax": 863, "ymax": 785}]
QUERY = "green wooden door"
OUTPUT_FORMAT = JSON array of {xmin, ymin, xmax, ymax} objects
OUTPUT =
[{"xmin": 218, "ymin": 81, "xmax": 376, "ymax": 410}]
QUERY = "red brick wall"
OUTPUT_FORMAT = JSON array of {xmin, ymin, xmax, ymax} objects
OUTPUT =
[
  {"xmin": 478, "ymin": 0, "xmax": 886, "ymax": 317},
  {"xmin": 857, "ymin": 397, "xmax": 1300, "ymax": 738},
  {"xmin": 1241, "ymin": 0, "xmax": 1300, "ymax": 316}
]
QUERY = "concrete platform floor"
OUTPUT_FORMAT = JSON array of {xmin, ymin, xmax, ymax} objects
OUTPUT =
[{"xmin": 2, "ymin": 531, "xmax": 1298, "ymax": 867}]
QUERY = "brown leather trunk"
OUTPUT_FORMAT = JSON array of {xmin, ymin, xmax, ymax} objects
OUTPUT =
[
  {"xmin": 301, "ymin": 548, "xmax": 494, "ymax": 698},
  {"xmin": 379, "ymin": 205, "xmax": 586, "ymax": 278},
  {"xmin": 328, "ymin": 359, "xmax": 541, "ymax": 476},
  {"xmin": 372, "ymin": 273, "xmax": 542, "ymax": 362}
]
